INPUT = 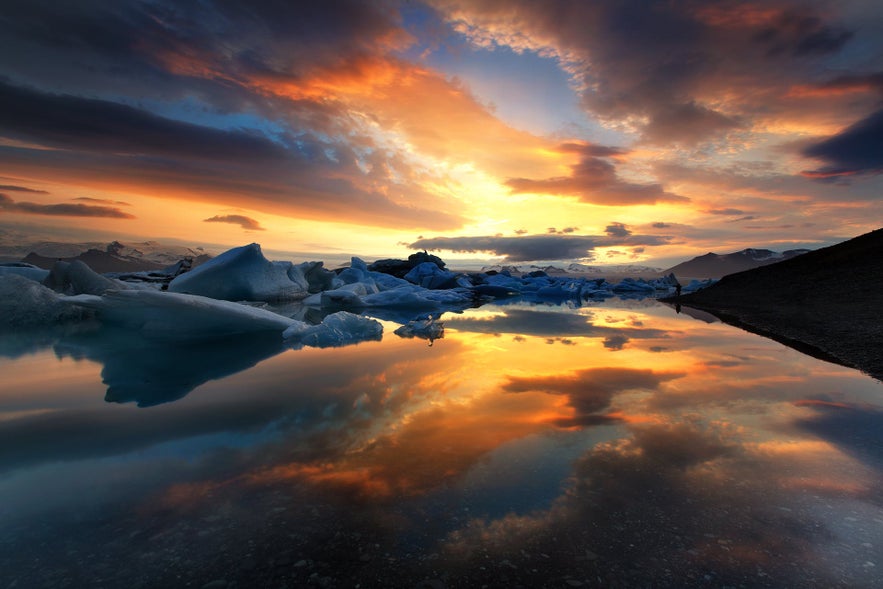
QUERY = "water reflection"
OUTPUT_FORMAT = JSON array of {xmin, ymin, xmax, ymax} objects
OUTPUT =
[
  {"xmin": 57, "ymin": 328, "xmax": 287, "ymax": 407},
  {"xmin": 1, "ymin": 300, "xmax": 881, "ymax": 588}
]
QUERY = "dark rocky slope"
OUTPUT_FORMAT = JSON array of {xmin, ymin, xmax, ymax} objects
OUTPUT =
[{"xmin": 669, "ymin": 228, "xmax": 883, "ymax": 381}]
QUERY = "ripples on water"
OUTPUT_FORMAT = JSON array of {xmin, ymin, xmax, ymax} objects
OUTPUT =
[{"xmin": 1, "ymin": 300, "xmax": 881, "ymax": 588}]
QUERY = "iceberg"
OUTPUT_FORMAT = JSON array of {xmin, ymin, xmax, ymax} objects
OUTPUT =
[
  {"xmin": 67, "ymin": 288, "xmax": 297, "ymax": 340},
  {"xmin": 404, "ymin": 262, "xmax": 463, "ymax": 289},
  {"xmin": 612, "ymin": 278, "xmax": 656, "ymax": 294},
  {"xmin": 393, "ymin": 315, "xmax": 444, "ymax": 343},
  {"xmin": 0, "ymin": 262, "xmax": 50, "ymax": 282},
  {"xmin": 0, "ymin": 274, "xmax": 92, "ymax": 328},
  {"xmin": 283, "ymin": 311, "xmax": 382, "ymax": 348},
  {"xmin": 44, "ymin": 260, "xmax": 129, "ymax": 295},
  {"xmin": 168, "ymin": 243, "xmax": 309, "ymax": 301}
]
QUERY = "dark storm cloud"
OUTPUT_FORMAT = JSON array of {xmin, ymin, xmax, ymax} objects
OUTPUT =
[
  {"xmin": 410, "ymin": 232, "xmax": 671, "ymax": 262},
  {"xmin": 0, "ymin": 80, "xmax": 291, "ymax": 161},
  {"xmin": 756, "ymin": 10, "xmax": 853, "ymax": 57},
  {"xmin": 811, "ymin": 71, "xmax": 883, "ymax": 94},
  {"xmin": 204, "ymin": 215, "xmax": 265, "ymax": 231},
  {"xmin": 0, "ymin": 80, "xmax": 461, "ymax": 229},
  {"xmin": 801, "ymin": 109, "xmax": 883, "ymax": 178},
  {"xmin": 506, "ymin": 144, "xmax": 688, "ymax": 205},
  {"xmin": 0, "ymin": 193, "xmax": 135, "ymax": 219},
  {"xmin": 0, "ymin": 1, "xmax": 464, "ymax": 230},
  {"xmin": 641, "ymin": 101, "xmax": 742, "ymax": 146},
  {"xmin": 434, "ymin": 0, "xmax": 856, "ymax": 146},
  {"xmin": 0, "ymin": 0, "xmax": 406, "ymax": 103}
]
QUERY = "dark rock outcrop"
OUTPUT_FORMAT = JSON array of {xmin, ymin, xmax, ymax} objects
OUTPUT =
[{"xmin": 670, "ymin": 228, "xmax": 883, "ymax": 381}]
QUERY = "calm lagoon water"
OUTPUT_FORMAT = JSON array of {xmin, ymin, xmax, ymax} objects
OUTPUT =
[{"xmin": 1, "ymin": 299, "xmax": 882, "ymax": 588}]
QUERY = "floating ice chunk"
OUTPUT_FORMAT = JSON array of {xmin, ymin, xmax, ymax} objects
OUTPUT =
[
  {"xmin": 0, "ymin": 263, "xmax": 50, "ymax": 283},
  {"xmin": 404, "ymin": 262, "xmax": 461, "ymax": 289},
  {"xmin": 0, "ymin": 274, "xmax": 92, "ymax": 328},
  {"xmin": 319, "ymin": 283, "xmax": 372, "ymax": 308},
  {"xmin": 394, "ymin": 315, "xmax": 444, "ymax": 342},
  {"xmin": 283, "ymin": 311, "xmax": 382, "ymax": 348},
  {"xmin": 168, "ymin": 243, "xmax": 308, "ymax": 301},
  {"xmin": 370, "ymin": 271, "xmax": 412, "ymax": 291},
  {"xmin": 362, "ymin": 286, "xmax": 473, "ymax": 308},
  {"xmin": 296, "ymin": 261, "xmax": 339, "ymax": 293},
  {"xmin": 337, "ymin": 257, "xmax": 372, "ymax": 285},
  {"xmin": 68, "ymin": 288, "xmax": 296, "ymax": 340},
  {"xmin": 43, "ymin": 260, "xmax": 128, "ymax": 295},
  {"xmin": 612, "ymin": 278, "xmax": 656, "ymax": 293},
  {"xmin": 472, "ymin": 284, "xmax": 521, "ymax": 299}
]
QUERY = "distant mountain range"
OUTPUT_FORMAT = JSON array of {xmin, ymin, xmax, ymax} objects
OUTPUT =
[
  {"xmin": 480, "ymin": 263, "xmax": 664, "ymax": 276},
  {"xmin": 19, "ymin": 241, "xmax": 212, "ymax": 273},
  {"xmin": 664, "ymin": 248, "xmax": 812, "ymax": 279}
]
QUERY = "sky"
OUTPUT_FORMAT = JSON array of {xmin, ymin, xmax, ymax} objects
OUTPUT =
[{"xmin": 0, "ymin": 0, "xmax": 881, "ymax": 267}]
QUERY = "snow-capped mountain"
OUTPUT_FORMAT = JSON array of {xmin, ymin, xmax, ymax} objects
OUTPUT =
[
  {"xmin": 665, "ymin": 248, "xmax": 811, "ymax": 279},
  {"xmin": 18, "ymin": 241, "xmax": 213, "ymax": 273}
]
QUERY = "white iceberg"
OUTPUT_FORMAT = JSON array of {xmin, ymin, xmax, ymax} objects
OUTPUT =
[{"xmin": 168, "ymin": 243, "xmax": 309, "ymax": 302}]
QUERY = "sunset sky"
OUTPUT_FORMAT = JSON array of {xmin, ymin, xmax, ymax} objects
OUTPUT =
[{"xmin": 1, "ymin": 0, "xmax": 881, "ymax": 267}]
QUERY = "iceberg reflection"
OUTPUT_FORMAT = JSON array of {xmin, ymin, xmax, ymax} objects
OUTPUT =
[
  {"xmin": 1, "ymin": 301, "xmax": 882, "ymax": 589},
  {"xmin": 55, "ymin": 328, "xmax": 287, "ymax": 407}
]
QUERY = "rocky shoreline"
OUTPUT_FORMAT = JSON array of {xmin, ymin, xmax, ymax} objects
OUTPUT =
[{"xmin": 665, "ymin": 228, "xmax": 883, "ymax": 382}]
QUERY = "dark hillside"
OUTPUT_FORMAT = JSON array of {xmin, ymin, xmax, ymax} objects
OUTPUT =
[{"xmin": 671, "ymin": 228, "xmax": 883, "ymax": 381}]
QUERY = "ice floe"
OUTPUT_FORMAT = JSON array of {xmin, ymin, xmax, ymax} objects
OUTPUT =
[{"xmin": 2, "ymin": 243, "xmax": 715, "ymax": 352}]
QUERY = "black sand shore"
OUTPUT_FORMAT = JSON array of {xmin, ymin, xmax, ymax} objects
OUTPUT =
[{"xmin": 664, "ymin": 228, "xmax": 883, "ymax": 382}]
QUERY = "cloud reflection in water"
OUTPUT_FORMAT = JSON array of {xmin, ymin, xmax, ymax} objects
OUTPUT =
[{"xmin": 1, "ymin": 301, "xmax": 882, "ymax": 587}]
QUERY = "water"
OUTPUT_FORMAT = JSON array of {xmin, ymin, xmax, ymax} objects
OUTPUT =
[{"xmin": 1, "ymin": 299, "xmax": 881, "ymax": 588}]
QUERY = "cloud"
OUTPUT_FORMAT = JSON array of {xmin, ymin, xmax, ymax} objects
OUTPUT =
[
  {"xmin": 0, "ymin": 184, "xmax": 48, "ymax": 194},
  {"xmin": 706, "ymin": 208, "xmax": 746, "ymax": 215},
  {"xmin": 801, "ymin": 108, "xmax": 883, "ymax": 178},
  {"xmin": 410, "ymin": 232, "xmax": 671, "ymax": 262},
  {"xmin": 506, "ymin": 142, "xmax": 688, "ymax": 205},
  {"xmin": 605, "ymin": 222, "xmax": 631, "ymax": 237},
  {"xmin": 0, "ymin": 193, "xmax": 135, "ymax": 219},
  {"xmin": 72, "ymin": 197, "xmax": 131, "ymax": 206},
  {"xmin": 431, "ymin": 0, "xmax": 857, "ymax": 146},
  {"xmin": 204, "ymin": 214, "xmax": 265, "ymax": 231},
  {"xmin": 0, "ymin": 80, "xmax": 461, "ymax": 230},
  {"xmin": 0, "ymin": 79, "xmax": 290, "ymax": 161}
]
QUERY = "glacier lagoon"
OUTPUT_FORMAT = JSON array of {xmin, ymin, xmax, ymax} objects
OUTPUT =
[{"xmin": 1, "ymin": 298, "xmax": 882, "ymax": 588}]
